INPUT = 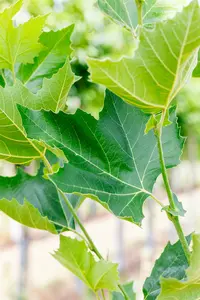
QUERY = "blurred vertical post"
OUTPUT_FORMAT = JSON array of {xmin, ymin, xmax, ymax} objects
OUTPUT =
[
  {"xmin": 116, "ymin": 219, "xmax": 125, "ymax": 272},
  {"xmin": 18, "ymin": 227, "xmax": 29, "ymax": 300}
]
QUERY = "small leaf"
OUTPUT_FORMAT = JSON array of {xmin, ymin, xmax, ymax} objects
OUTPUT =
[
  {"xmin": 0, "ymin": 199, "xmax": 57, "ymax": 234},
  {"xmin": 18, "ymin": 91, "xmax": 183, "ymax": 225},
  {"xmin": 162, "ymin": 194, "xmax": 186, "ymax": 217},
  {"xmin": 0, "ymin": 167, "xmax": 80, "ymax": 232},
  {"xmin": 17, "ymin": 25, "xmax": 74, "ymax": 92},
  {"xmin": 112, "ymin": 282, "xmax": 136, "ymax": 300},
  {"xmin": 0, "ymin": 0, "xmax": 47, "ymax": 70},
  {"xmin": 143, "ymin": 235, "xmax": 191, "ymax": 300},
  {"xmin": 88, "ymin": 1, "xmax": 200, "ymax": 113},
  {"xmin": 145, "ymin": 110, "xmax": 172, "ymax": 134},
  {"xmin": 157, "ymin": 234, "xmax": 200, "ymax": 300},
  {"xmin": 53, "ymin": 236, "xmax": 119, "ymax": 292}
]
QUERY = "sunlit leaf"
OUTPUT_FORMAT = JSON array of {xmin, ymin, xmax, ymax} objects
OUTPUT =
[
  {"xmin": 88, "ymin": 1, "xmax": 200, "ymax": 113},
  {"xmin": 112, "ymin": 282, "xmax": 136, "ymax": 300},
  {"xmin": 53, "ymin": 235, "xmax": 119, "ymax": 292},
  {"xmin": 18, "ymin": 91, "xmax": 183, "ymax": 225},
  {"xmin": 17, "ymin": 25, "xmax": 74, "ymax": 92},
  {"xmin": 98, "ymin": 0, "xmax": 188, "ymax": 30},
  {"xmin": 0, "ymin": 0, "xmax": 47, "ymax": 70}
]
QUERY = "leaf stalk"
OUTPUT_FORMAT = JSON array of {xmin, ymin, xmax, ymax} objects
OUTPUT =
[{"xmin": 154, "ymin": 110, "xmax": 191, "ymax": 263}]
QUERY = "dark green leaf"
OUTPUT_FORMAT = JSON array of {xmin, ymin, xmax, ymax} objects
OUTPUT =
[
  {"xmin": 18, "ymin": 91, "xmax": 183, "ymax": 225},
  {"xmin": 143, "ymin": 235, "xmax": 191, "ymax": 300},
  {"xmin": 0, "ymin": 166, "xmax": 80, "ymax": 232}
]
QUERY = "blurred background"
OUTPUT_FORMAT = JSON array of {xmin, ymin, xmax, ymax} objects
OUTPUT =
[{"xmin": 0, "ymin": 0, "xmax": 200, "ymax": 299}]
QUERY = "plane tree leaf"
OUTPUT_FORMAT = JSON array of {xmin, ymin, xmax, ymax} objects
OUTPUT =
[
  {"xmin": 0, "ymin": 166, "xmax": 82, "ymax": 233},
  {"xmin": 88, "ymin": 1, "xmax": 200, "ymax": 113},
  {"xmin": 143, "ymin": 236, "xmax": 191, "ymax": 300},
  {"xmin": 0, "ymin": 58, "xmax": 75, "ymax": 164},
  {"xmin": 18, "ymin": 90, "xmax": 183, "ymax": 225},
  {"xmin": 0, "ymin": 199, "xmax": 57, "ymax": 234},
  {"xmin": 98, "ymin": 0, "xmax": 187, "ymax": 30},
  {"xmin": 53, "ymin": 235, "xmax": 119, "ymax": 292},
  {"xmin": 17, "ymin": 25, "xmax": 74, "ymax": 93},
  {"xmin": 157, "ymin": 234, "xmax": 200, "ymax": 300},
  {"xmin": 0, "ymin": 0, "xmax": 47, "ymax": 70}
]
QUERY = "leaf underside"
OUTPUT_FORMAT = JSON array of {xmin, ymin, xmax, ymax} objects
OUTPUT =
[{"xmin": 88, "ymin": 1, "xmax": 200, "ymax": 113}]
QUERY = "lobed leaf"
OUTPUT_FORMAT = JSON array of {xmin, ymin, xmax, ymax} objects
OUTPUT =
[
  {"xmin": 18, "ymin": 91, "xmax": 183, "ymax": 225},
  {"xmin": 17, "ymin": 25, "xmax": 74, "ymax": 92},
  {"xmin": 157, "ymin": 234, "xmax": 200, "ymax": 300},
  {"xmin": 0, "ymin": 166, "xmax": 80, "ymax": 232},
  {"xmin": 143, "ymin": 235, "xmax": 191, "ymax": 299},
  {"xmin": 53, "ymin": 235, "xmax": 119, "ymax": 292},
  {"xmin": 0, "ymin": 0, "xmax": 47, "ymax": 70},
  {"xmin": 88, "ymin": 1, "xmax": 200, "ymax": 113}
]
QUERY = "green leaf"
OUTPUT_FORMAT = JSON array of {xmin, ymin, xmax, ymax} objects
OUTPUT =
[
  {"xmin": 0, "ymin": 58, "xmax": 75, "ymax": 164},
  {"xmin": 98, "ymin": 0, "xmax": 187, "ymax": 30},
  {"xmin": 145, "ymin": 110, "xmax": 172, "ymax": 134},
  {"xmin": 157, "ymin": 234, "xmax": 200, "ymax": 300},
  {"xmin": 162, "ymin": 193, "xmax": 186, "ymax": 217},
  {"xmin": 0, "ymin": 166, "xmax": 70, "ymax": 232},
  {"xmin": 143, "ymin": 235, "xmax": 191, "ymax": 300},
  {"xmin": 0, "ymin": 0, "xmax": 47, "ymax": 70},
  {"xmin": 88, "ymin": 1, "xmax": 200, "ymax": 113},
  {"xmin": 0, "ymin": 199, "xmax": 57, "ymax": 234},
  {"xmin": 17, "ymin": 25, "xmax": 74, "ymax": 93},
  {"xmin": 112, "ymin": 282, "xmax": 136, "ymax": 300},
  {"xmin": 18, "ymin": 91, "xmax": 183, "ymax": 225},
  {"xmin": 53, "ymin": 235, "xmax": 119, "ymax": 292},
  {"xmin": 193, "ymin": 50, "xmax": 200, "ymax": 77}
]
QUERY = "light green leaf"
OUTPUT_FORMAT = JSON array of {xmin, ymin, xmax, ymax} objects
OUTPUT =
[
  {"xmin": 112, "ymin": 282, "xmax": 136, "ymax": 300},
  {"xmin": 98, "ymin": 0, "xmax": 187, "ymax": 30},
  {"xmin": 18, "ymin": 91, "xmax": 183, "ymax": 225},
  {"xmin": 0, "ymin": 58, "xmax": 75, "ymax": 164},
  {"xmin": 0, "ymin": 199, "xmax": 57, "ymax": 234},
  {"xmin": 0, "ymin": 0, "xmax": 47, "ymax": 70},
  {"xmin": 53, "ymin": 235, "xmax": 119, "ymax": 292},
  {"xmin": 162, "ymin": 193, "xmax": 186, "ymax": 217},
  {"xmin": 143, "ymin": 235, "xmax": 191, "ymax": 300},
  {"xmin": 0, "ymin": 166, "xmax": 73, "ymax": 232},
  {"xmin": 88, "ymin": 1, "xmax": 200, "ymax": 113},
  {"xmin": 158, "ymin": 234, "xmax": 200, "ymax": 300},
  {"xmin": 193, "ymin": 50, "xmax": 200, "ymax": 77},
  {"xmin": 17, "ymin": 25, "xmax": 74, "ymax": 93},
  {"xmin": 145, "ymin": 110, "xmax": 172, "ymax": 134}
]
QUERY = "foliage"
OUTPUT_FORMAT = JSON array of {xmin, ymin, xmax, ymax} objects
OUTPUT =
[{"xmin": 0, "ymin": 1, "xmax": 199, "ymax": 299}]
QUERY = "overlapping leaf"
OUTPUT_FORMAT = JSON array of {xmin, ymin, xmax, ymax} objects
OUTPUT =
[
  {"xmin": 18, "ymin": 91, "xmax": 183, "ymax": 225},
  {"xmin": 17, "ymin": 25, "xmax": 74, "ymax": 92},
  {"xmin": 143, "ymin": 236, "xmax": 191, "ymax": 300},
  {"xmin": 53, "ymin": 235, "xmax": 119, "ymax": 292},
  {"xmin": 98, "ymin": 0, "xmax": 187, "ymax": 30},
  {"xmin": 0, "ymin": 166, "xmax": 82, "ymax": 233},
  {"xmin": 88, "ymin": 1, "xmax": 200, "ymax": 113},
  {"xmin": 158, "ymin": 234, "xmax": 200, "ymax": 300},
  {"xmin": 0, "ymin": 0, "xmax": 47, "ymax": 70},
  {"xmin": 0, "ymin": 57, "xmax": 75, "ymax": 164}
]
